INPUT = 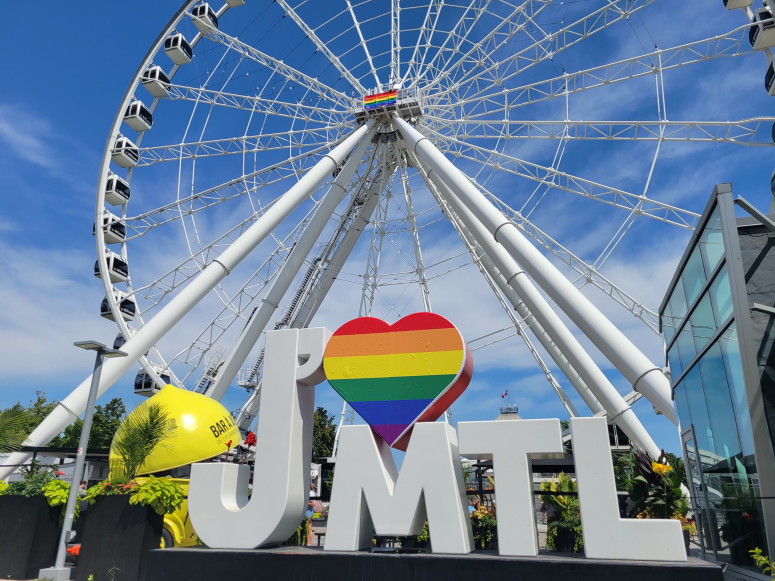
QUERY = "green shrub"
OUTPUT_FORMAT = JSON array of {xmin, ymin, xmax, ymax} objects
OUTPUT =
[
  {"xmin": 129, "ymin": 476, "xmax": 185, "ymax": 515},
  {"xmin": 42, "ymin": 480, "xmax": 79, "ymax": 524}
]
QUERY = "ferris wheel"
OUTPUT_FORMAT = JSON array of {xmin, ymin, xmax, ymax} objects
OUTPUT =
[{"xmin": 3, "ymin": 0, "xmax": 774, "ymax": 477}]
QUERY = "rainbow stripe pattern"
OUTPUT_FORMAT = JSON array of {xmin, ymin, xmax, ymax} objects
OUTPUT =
[
  {"xmin": 323, "ymin": 313, "xmax": 473, "ymax": 450},
  {"xmin": 363, "ymin": 90, "xmax": 397, "ymax": 110}
]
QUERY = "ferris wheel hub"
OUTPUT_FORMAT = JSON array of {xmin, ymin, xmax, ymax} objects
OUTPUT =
[{"xmin": 354, "ymin": 87, "xmax": 423, "ymax": 124}]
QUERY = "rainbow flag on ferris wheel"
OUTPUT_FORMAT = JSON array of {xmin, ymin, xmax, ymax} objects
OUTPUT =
[{"xmin": 363, "ymin": 90, "xmax": 397, "ymax": 110}]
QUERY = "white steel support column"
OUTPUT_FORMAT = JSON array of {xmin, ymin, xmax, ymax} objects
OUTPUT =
[
  {"xmin": 417, "ymin": 156, "xmax": 601, "ymax": 415},
  {"xmin": 395, "ymin": 117, "xmax": 676, "ymax": 426},
  {"xmin": 417, "ymin": 158, "xmax": 660, "ymax": 459},
  {"xmin": 0, "ymin": 122, "xmax": 373, "ymax": 481},
  {"xmin": 207, "ymin": 125, "xmax": 377, "ymax": 401}
]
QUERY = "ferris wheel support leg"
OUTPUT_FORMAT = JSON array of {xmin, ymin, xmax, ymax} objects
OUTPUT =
[
  {"xmin": 420, "ymin": 163, "xmax": 603, "ymax": 415},
  {"xmin": 395, "ymin": 117, "xmax": 675, "ymax": 428},
  {"xmin": 0, "ymin": 122, "xmax": 374, "ymax": 482},
  {"xmin": 206, "ymin": 125, "xmax": 377, "ymax": 402},
  {"xmin": 419, "ymin": 163, "xmax": 659, "ymax": 459}
]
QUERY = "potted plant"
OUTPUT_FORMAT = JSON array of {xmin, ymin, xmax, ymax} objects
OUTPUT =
[
  {"xmin": 74, "ymin": 402, "xmax": 183, "ymax": 581},
  {"xmin": 0, "ymin": 406, "xmax": 75, "ymax": 579},
  {"xmin": 626, "ymin": 448, "xmax": 700, "ymax": 556},
  {"xmin": 0, "ymin": 460, "xmax": 67, "ymax": 579},
  {"xmin": 540, "ymin": 472, "xmax": 583, "ymax": 553},
  {"xmin": 470, "ymin": 504, "xmax": 497, "ymax": 550}
]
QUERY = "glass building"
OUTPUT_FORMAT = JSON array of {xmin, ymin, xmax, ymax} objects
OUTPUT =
[{"xmin": 660, "ymin": 183, "xmax": 775, "ymax": 573}]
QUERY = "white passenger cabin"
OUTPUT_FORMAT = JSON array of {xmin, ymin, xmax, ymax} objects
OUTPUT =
[
  {"xmin": 100, "ymin": 288, "xmax": 136, "ymax": 322},
  {"xmin": 111, "ymin": 134, "xmax": 139, "ymax": 168},
  {"xmin": 191, "ymin": 4, "xmax": 218, "ymax": 34},
  {"xmin": 135, "ymin": 365, "xmax": 171, "ymax": 397},
  {"xmin": 724, "ymin": 0, "xmax": 753, "ymax": 9},
  {"xmin": 124, "ymin": 99, "xmax": 153, "ymax": 132},
  {"xmin": 94, "ymin": 209, "xmax": 127, "ymax": 245},
  {"xmin": 164, "ymin": 32, "xmax": 193, "ymax": 65},
  {"xmin": 142, "ymin": 65, "xmax": 171, "ymax": 98},
  {"xmin": 104, "ymin": 172, "xmax": 131, "ymax": 206},
  {"xmin": 94, "ymin": 249, "xmax": 129, "ymax": 283},
  {"xmin": 750, "ymin": 7, "xmax": 775, "ymax": 50}
]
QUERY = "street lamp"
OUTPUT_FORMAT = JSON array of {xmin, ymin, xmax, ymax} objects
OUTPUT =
[{"xmin": 40, "ymin": 341, "xmax": 127, "ymax": 581}]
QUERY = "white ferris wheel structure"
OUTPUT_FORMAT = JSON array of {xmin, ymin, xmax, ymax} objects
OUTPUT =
[{"xmin": 3, "ymin": 0, "xmax": 775, "ymax": 476}]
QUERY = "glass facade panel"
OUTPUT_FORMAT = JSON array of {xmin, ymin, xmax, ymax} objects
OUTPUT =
[
  {"xmin": 662, "ymin": 301, "xmax": 675, "ymax": 344},
  {"xmin": 719, "ymin": 324, "xmax": 755, "ymax": 461},
  {"xmin": 682, "ymin": 366, "xmax": 716, "ymax": 469},
  {"xmin": 682, "ymin": 246, "xmax": 707, "ymax": 305},
  {"xmin": 699, "ymin": 205, "xmax": 725, "ymax": 272},
  {"xmin": 711, "ymin": 265, "xmax": 733, "ymax": 323},
  {"xmin": 667, "ymin": 341, "xmax": 683, "ymax": 380},
  {"xmin": 669, "ymin": 277, "xmax": 689, "ymax": 332},
  {"xmin": 698, "ymin": 343, "xmax": 743, "ymax": 464},
  {"xmin": 676, "ymin": 327, "xmax": 697, "ymax": 370},
  {"xmin": 674, "ymin": 381, "xmax": 692, "ymax": 433},
  {"xmin": 668, "ymin": 342, "xmax": 682, "ymax": 377},
  {"xmin": 690, "ymin": 293, "xmax": 717, "ymax": 351}
]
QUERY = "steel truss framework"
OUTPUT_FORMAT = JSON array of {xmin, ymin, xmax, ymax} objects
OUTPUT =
[{"xmin": 5, "ymin": 0, "xmax": 772, "ymax": 479}]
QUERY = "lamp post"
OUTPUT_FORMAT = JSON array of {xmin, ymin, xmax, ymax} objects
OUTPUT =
[{"xmin": 40, "ymin": 341, "xmax": 126, "ymax": 581}]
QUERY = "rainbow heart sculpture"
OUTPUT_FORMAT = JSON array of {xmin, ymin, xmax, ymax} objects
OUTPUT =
[{"xmin": 323, "ymin": 312, "xmax": 473, "ymax": 450}]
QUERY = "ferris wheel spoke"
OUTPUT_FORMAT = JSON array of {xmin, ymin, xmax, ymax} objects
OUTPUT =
[
  {"xmin": 430, "ymin": 130, "xmax": 700, "ymax": 229},
  {"xmin": 124, "ymin": 144, "xmax": 333, "ymax": 239},
  {"xmin": 430, "ymin": 0, "xmax": 655, "ymax": 102},
  {"xmin": 275, "ymin": 0, "xmax": 369, "ymax": 93},
  {"xmin": 398, "ymin": 155, "xmax": 432, "ymax": 311},
  {"xmin": 425, "ymin": 116, "xmax": 775, "ymax": 145},
  {"xmin": 165, "ymin": 83, "xmax": 352, "ymax": 125},
  {"xmin": 134, "ymin": 125, "xmax": 349, "ymax": 167},
  {"xmin": 343, "ymin": 0, "xmax": 382, "ymax": 88},
  {"xmin": 168, "ymin": 214, "xmax": 313, "ymax": 385},
  {"xmin": 430, "ymin": 22, "xmax": 757, "ymax": 115},
  {"xmin": 198, "ymin": 22, "xmax": 355, "ymax": 110},
  {"xmin": 128, "ymin": 179, "xmax": 332, "ymax": 315},
  {"xmin": 402, "ymin": 0, "xmax": 442, "ymax": 85},
  {"xmin": 479, "ymin": 187, "xmax": 660, "ymax": 333},
  {"xmin": 418, "ymin": 0, "xmax": 551, "ymax": 90}
]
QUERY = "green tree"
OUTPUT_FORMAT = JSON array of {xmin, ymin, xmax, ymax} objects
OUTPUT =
[
  {"xmin": 60, "ymin": 398, "xmax": 126, "ymax": 449},
  {"xmin": 15, "ymin": 392, "xmax": 63, "ymax": 447},
  {"xmin": 312, "ymin": 407, "xmax": 336, "ymax": 462},
  {"xmin": 559, "ymin": 419, "xmax": 572, "ymax": 455}
]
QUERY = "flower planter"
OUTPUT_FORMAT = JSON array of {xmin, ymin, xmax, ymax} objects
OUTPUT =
[
  {"xmin": 0, "ymin": 495, "xmax": 60, "ymax": 579},
  {"xmin": 683, "ymin": 529, "xmax": 690, "ymax": 556},
  {"xmin": 75, "ymin": 495, "xmax": 163, "ymax": 581}
]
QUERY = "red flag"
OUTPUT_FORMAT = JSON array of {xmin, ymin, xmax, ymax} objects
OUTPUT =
[{"xmin": 501, "ymin": 389, "xmax": 508, "ymax": 399}]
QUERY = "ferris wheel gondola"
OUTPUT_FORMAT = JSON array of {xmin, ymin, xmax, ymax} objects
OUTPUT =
[
  {"xmin": 750, "ymin": 6, "xmax": 775, "ymax": 50},
  {"xmin": 164, "ymin": 32, "xmax": 193, "ymax": 65},
  {"xmin": 724, "ymin": 0, "xmax": 753, "ymax": 10},
  {"xmin": 124, "ymin": 99, "xmax": 154, "ymax": 132},
  {"xmin": 191, "ymin": 3, "xmax": 218, "ymax": 33},
  {"xmin": 104, "ymin": 171, "xmax": 130, "ymax": 206},
  {"xmin": 110, "ymin": 134, "xmax": 139, "ymax": 168},
  {"xmin": 94, "ymin": 249, "xmax": 129, "ymax": 283},
  {"xmin": 94, "ymin": 209, "xmax": 126, "ymax": 245},
  {"xmin": 101, "ymin": 288, "xmax": 136, "ymax": 322},
  {"xmin": 141, "ymin": 65, "xmax": 171, "ymax": 98}
]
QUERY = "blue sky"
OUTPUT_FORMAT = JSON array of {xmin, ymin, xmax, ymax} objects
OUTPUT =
[{"xmin": 1, "ymin": 0, "xmax": 773, "ymax": 458}]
